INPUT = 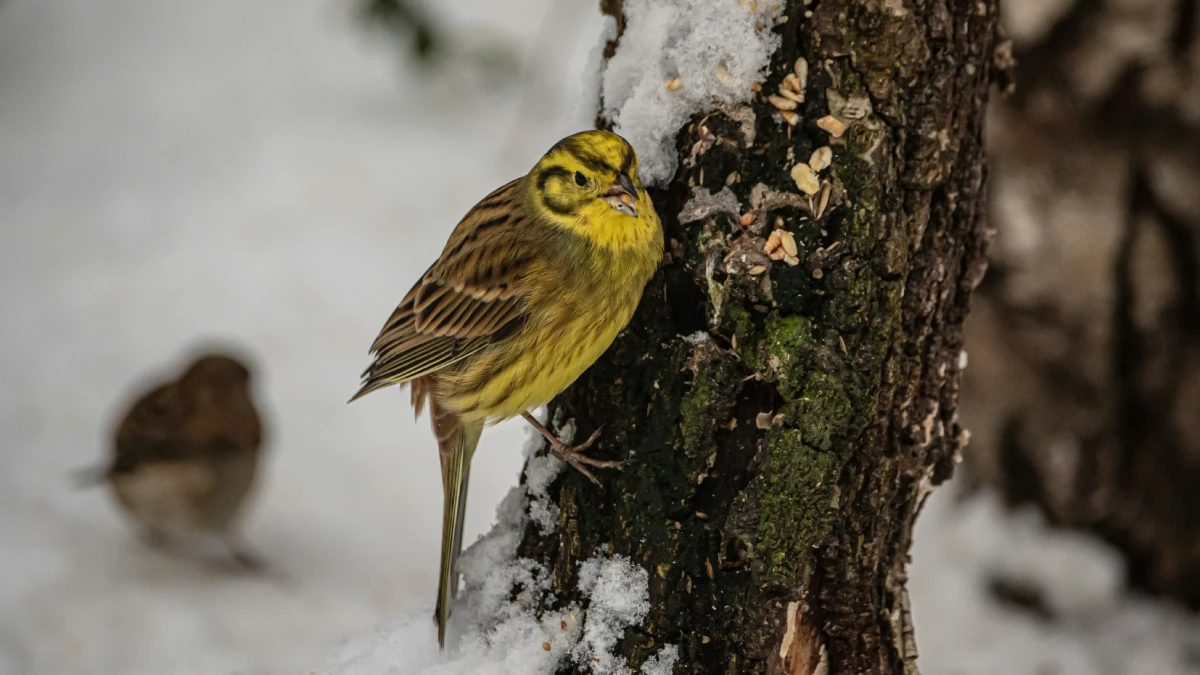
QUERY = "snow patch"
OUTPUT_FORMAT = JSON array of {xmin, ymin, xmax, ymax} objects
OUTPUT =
[
  {"xmin": 575, "ymin": 15, "xmax": 620, "ymax": 128},
  {"xmin": 574, "ymin": 553, "xmax": 651, "ymax": 674},
  {"xmin": 600, "ymin": 0, "xmax": 782, "ymax": 184},
  {"xmin": 524, "ymin": 412, "xmax": 567, "ymax": 536},
  {"xmin": 638, "ymin": 645, "xmax": 680, "ymax": 675},
  {"xmin": 525, "ymin": 451, "xmax": 564, "ymax": 536},
  {"xmin": 912, "ymin": 486, "xmax": 1200, "ymax": 675},
  {"xmin": 321, "ymin": 432, "xmax": 671, "ymax": 675}
]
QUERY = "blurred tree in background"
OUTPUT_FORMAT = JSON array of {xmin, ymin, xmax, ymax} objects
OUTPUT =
[
  {"xmin": 962, "ymin": 0, "xmax": 1200, "ymax": 607},
  {"xmin": 357, "ymin": 0, "xmax": 518, "ymax": 85},
  {"xmin": 359, "ymin": 0, "xmax": 442, "ymax": 64}
]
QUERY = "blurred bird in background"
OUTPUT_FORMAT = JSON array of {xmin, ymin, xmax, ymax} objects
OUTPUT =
[
  {"xmin": 77, "ymin": 352, "xmax": 266, "ymax": 570},
  {"xmin": 352, "ymin": 129, "xmax": 663, "ymax": 648}
]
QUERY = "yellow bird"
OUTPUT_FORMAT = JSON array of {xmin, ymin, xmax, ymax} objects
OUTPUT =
[{"xmin": 351, "ymin": 130, "xmax": 663, "ymax": 648}]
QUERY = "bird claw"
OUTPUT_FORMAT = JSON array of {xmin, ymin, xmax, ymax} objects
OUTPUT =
[{"xmin": 550, "ymin": 427, "xmax": 624, "ymax": 485}]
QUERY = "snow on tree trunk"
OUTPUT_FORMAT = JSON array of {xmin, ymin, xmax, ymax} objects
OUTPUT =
[
  {"xmin": 516, "ymin": 1, "xmax": 1000, "ymax": 673},
  {"xmin": 960, "ymin": 0, "xmax": 1200, "ymax": 608}
]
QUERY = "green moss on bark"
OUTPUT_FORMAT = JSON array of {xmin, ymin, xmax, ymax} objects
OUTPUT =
[{"xmin": 747, "ymin": 431, "xmax": 838, "ymax": 585}]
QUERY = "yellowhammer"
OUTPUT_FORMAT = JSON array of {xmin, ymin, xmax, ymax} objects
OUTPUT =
[{"xmin": 351, "ymin": 130, "xmax": 663, "ymax": 648}]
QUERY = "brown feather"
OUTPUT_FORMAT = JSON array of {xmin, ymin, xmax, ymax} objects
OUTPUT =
[{"xmin": 351, "ymin": 181, "xmax": 545, "ymax": 402}]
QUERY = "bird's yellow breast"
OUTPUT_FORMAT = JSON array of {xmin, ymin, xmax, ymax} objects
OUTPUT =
[{"xmin": 438, "ymin": 245, "xmax": 655, "ymax": 423}]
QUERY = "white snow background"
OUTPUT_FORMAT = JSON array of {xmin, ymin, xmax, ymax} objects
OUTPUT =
[{"xmin": 1, "ymin": 0, "xmax": 1199, "ymax": 674}]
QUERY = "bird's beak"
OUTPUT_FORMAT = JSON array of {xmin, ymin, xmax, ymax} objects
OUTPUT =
[{"xmin": 603, "ymin": 173, "xmax": 639, "ymax": 217}]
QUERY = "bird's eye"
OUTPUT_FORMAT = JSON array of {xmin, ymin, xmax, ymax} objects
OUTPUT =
[{"xmin": 574, "ymin": 171, "xmax": 587, "ymax": 186}]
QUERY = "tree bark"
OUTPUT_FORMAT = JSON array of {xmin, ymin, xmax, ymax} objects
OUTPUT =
[
  {"xmin": 959, "ymin": 0, "xmax": 1200, "ymax": 607},
  {"xmin": 518, "ymin": 1, "xmax": 998, "ymax": 673}
]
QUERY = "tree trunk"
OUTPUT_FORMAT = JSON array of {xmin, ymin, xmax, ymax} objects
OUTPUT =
[
  {"xmin": 518, "ymin": 1, "xmax": 998, "ymax": 673},
  {"xmin": 959, "ymin": 0, "xmax": 1200, "ymax": 607}
]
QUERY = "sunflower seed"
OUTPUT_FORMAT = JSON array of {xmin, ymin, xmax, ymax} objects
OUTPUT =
[
  {"xmin": 809, "ymin": 146, "xmax": 832, "ymax": 172},
  {"xmin": 790, "ymin": 163, "xmax": 820, "ymax": 195},
  {"xmin": 767, "ymin": 94, "xmax": 797, "ymax": 111},
  {"xmin": 816, "ymin": 182, "xmax": 831, "ymax": 219},
  {"xmin": 780, "ymin": 230, "xmax": 798, "ymax": 257},
  {"xmin": 817, "ymin": 115, "xmax": 846, "ymax": 138},
  {"xmin": 764, "ymin": 229, "xmax": 783, "ymax": 254},
  {"xmin": 716, "ymin": 61, "xmax": 731, "ymax": 84}
]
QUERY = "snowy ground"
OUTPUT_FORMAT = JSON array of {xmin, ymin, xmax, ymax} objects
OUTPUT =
[
  {"xmin": 1, "ymin": 1, "xmax": 1198, "ymax": 674},
  {"xmin": 0, "ymin": 1, "xmax": 603, "ymax": 673}
]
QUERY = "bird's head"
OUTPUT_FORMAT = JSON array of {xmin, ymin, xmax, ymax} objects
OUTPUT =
[
  {"xmin": 181, "ymin": 354, "xmax": 252, "ymax": 394},
  {"xmin": 527, "ymin": 130, "xmax": 658, "ymax": 250}
]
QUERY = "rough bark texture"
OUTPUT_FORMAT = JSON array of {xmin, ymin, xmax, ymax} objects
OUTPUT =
[
  {"xmin": 518, "ymin": 1, "xmax": 997, "ymax": 672},
  {"xmin": 960, "ymin": 0, "xmax": 1200, "ymax": 606}
]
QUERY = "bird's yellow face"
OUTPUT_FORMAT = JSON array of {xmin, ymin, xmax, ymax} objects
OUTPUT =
[{"xmin": 528, "ymin": 130, "xmax": 660, "ymax": 252}]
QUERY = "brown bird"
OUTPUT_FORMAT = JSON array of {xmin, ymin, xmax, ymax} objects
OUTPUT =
[{"xmin": 79, "ymin": 353, "xmax": 265, "ymax": 569}]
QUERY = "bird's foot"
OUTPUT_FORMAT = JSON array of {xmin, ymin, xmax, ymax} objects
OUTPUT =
[
  {"xmin": 522, "ymin": 412, "xmax": 623, "ymax": 485},
  {"xmin": 548, "ymin": 428, "xmax": 624, "ymax": 485}
]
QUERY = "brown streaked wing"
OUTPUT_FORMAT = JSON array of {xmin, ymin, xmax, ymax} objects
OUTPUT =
[{"xmin": 352, "ymin": 186, "xmax": 537, "ymax": 401}]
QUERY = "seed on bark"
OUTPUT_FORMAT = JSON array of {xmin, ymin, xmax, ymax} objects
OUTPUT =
[
  {"xmin": 780, "ymin": 230, "xmax": 798, "ymax": 257},
  {"xmin": 768, "ymin": 94, "xmax": 797, "ymax": 111},
  {"xmin": 764, "ymin": 229, "xmax": 783, "ymax": 254},
  {"xmin": 790, "ymin": 163, "xmax": 820, "ymax": 195},
  {"xmin": 816, "ymin": 182, "xmax": 832, "ymax": 219},
  {"xmin": 809, "ymin": 146, "xmax": 833, "ymax": 172},
  {"xmin": 778, "ymin": 87, "xmax": 803, "ymax": 103},
  {"xmin": 817, "ymin": 115, "xmax": 846, "ymax": 138}
]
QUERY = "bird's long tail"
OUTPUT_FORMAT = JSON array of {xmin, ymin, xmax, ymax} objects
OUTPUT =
[{"xmin": 431, "ymin": 398, "xmax": 482, "ymax": 651}]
